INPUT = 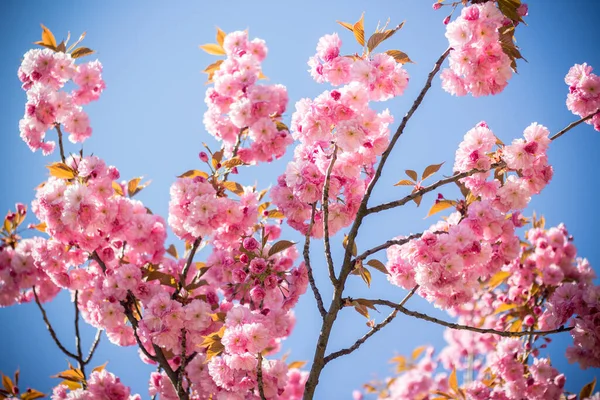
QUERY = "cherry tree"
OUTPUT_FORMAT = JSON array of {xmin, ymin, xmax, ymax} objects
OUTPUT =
[{"xmin": 1, "ymin": 1, "xmax": 599, "ymax": 400}]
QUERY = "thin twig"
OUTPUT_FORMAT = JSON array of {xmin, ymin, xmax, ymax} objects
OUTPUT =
[
  {"xmin": 303, "ymin": 48, "xmax": 452, "ymax": 400},
  {"xmin": 322, "ymin": 146, "xmax": 339, "ymax": 286},
  {"xmin": 355, "ymin": 232, "xmax": 428, "ymax": 262},
  {"xmin": 84, "ymin": 329, "xmax": 102, "ymax": 364},
  {"xmin": 324, "ymin": 286, "xmax": 419, "ymax": 364},
  {"xmin": 92, "ymin": 251, "xmax": 188, "ymax": 399},
  {"xmin": 74, "ymin": 290, "xmax": 86, "ymax": 380},
  {"xmin": 32, "ymin": 286, "xmax": 78, "ymax": 359},
  {"xmin": 223, "ymin": 128, "xmax": 244, "ymax": 181},
  {"xmin": 304, "ymin": 203, "xmax": 327, "ymax": 318},
  {"xmin": 367, "ymin": 111, "xmax": 600, "ymax": 216},
  {"xmin": 175, "ymin": 237, "xmax": 202, "ymax": 299},
  {"xmin": 54, "ymin": 124, "xmax": 66, "ymax": 163},
  {"xmin": 549, "ymin": 109, "xmax": 599, "ymax": 141},
  {"xmin": 257, "ymin": 353, "xmax": 267, "ymax": 400},
  {"xmin": 363, "ymin": 298, "xmax": 573, "ymax": 338}
]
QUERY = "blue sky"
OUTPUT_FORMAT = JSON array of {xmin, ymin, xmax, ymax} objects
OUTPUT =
[{"xmin": 0, "ymin": 0, "xmax": 599, "ymax": 398}]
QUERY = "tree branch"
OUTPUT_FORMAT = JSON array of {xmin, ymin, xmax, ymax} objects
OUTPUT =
[
  {"xmin": 73, "ymin": 290, "xmax": 86, "ymax": 380},
  {"xmin": 32, "ymin": 286, "xmax": 79, "ymax": 360},
  {"xmin": 367, "ymin": 110, "xmax": 600, "ymax": 216},
  {"xmin": 303, "ymin": 48, "xmax": 451, "ymax": 400},
  {"xmin": 549, "ymin": 109, "xmax": 599, "ymax": 141},
  {"xmin": 303, "ymin": 203, "xmax": 327, "ymax": 318},
  {"xmin": 363, "ymin": 298, "xmax": 573, "ymax": 338},
  {"xmin": 257, "ymin": 353, "xmax": 267, "ymax": 400},
  {"xmin": 84, "ymin": 329, "xmax": 102, "ymax": 364},
  {"xmin": 54, "ymin": 123, "xmax": 66, "ymax": 163},
  {"xmin": 324, "ymin": 285, "xmax": 419, "ymax": 364},
  {"xmin": 355, "ymin": 232, "xmax": 427, "ymax": 262},
  {"xmin": 175, "ymin": 237, "xmax": 202, "ymax": 299},
  {"xmin": 322, "ymin": 145, "xmax": 339, "ymax": 286}
]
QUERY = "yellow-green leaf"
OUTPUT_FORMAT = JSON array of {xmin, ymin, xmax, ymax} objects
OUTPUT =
[
  {"xmin": 2, "ymin": 374, "xmax": 14, "ymax": 394},
  {"xmin": 353, "ymin": 13, "xmax": 365, "ymax": 46},
  {"xmin": 92, "ymin": 362, "xmax": 108, "ymax": 373},
  {"xmin": 112, "ymin": 181, "xmax": 124, "ymax": 196},
  {"xmin": 342, "ymin": 235, "xmax": 358, "ymax": 257},
  {"xmin": 40, "ymin": 24, "xmax": 57, "ymax": 49},
  {"xmin": 222, "ymin": 181, "xmax": 244, "ymax": 196},
  {"xmin": 178, "ymin": 170, "xmax": 209, "ymax": 179},
  {"xmin": 127, "ymin": 177, "xmax": 142, "ymax": 197},
  {"xmin": 288, "ymin": 361, "xmax": 307, "ymax": 370},
  {"xmin": 268, "ymin": 240, "xmax": 296, "ymax": 257},
  {"xmin": 166, "ymin": 244, "xmax": 178, "ymax": 259},
  {"xmin": 366, "ymin": 259, "xmax": 389, "ymax": 274},
  {"xmin": 222, "ymin": 157, "xmax": 244, "ymax": 169},
  {"xmin": 386, "ymin": 49, "xmax": 413, "ymax": 64},
  {"xmin": 21, "ymin": 388, "xmax": 46, "ymax": 400},
  {"xmin": 216, "ymin": 27, "xmax": 226, "ymax": 47},
  {"xmin": 359, "ymin": 266, "xmax": 372, "ymax": 288},
  {"xmin": 422, "ymin": 162, "xmax": 444, "ymax": 180},
  {"xmin": 426, "ymin": 200, "xmax": 455, "ymax": 218},
  {"xmin": 46, "ymin": 162, "xmax": 76, "ymax": 180},
  {"xmin": 203, "ymin": 59, "xmax": 224, "ymax": 74},
  {"xmin": 488, "ymin": 271, "xmax": 511, "ymax": 289},
  {"xmin": 71, "ymin": 47, "xmax": 94, "ymax": 59},
  {"xmin": 336, "ymin": 21, "xmax": 355, "ymax": 33},
  {"xmin": 394, "ymin": 179, "xmax": 415, "ymax": 186},
  {"xmin": 411, "ymin": 345, "xmax": 426, "ymax": 360},
  {"xmin": 405, "ymin": 169, "xmax": 418, "ymax": 181},
  {"xmin": 449, "ymin": 368, "xmax": 458, "ymax": 393},
  {"xmin": 579, "ymin": 377, "xmax": 597, "ymax": 400},
  {"xmin": 267, "ymin": 209, "xmax": 285, "ymax": 219},
  {"xmin": 199, "ymin": 43, "xmax": 226, "ymax": 55},
  {"xmin": 494, "ymin": 303, "xmax": 518, "ymax": 314}
]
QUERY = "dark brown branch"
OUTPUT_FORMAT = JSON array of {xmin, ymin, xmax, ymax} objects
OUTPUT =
[
  {"xmin": 54, "ymin": 123, "xmax": 66, "ymax": 163},
  {"xmin": 549, "ymin": 109, "xmax": 599, "ymax": 141},
  {"xmin": 73, "ymin": 291, "xmax": 86, "ymax": 380},
  {"xmin": 257, "ymin": 353, "xmax": 267, "ymax": 400},
  {"xmin": 367, "ymin": 111, "xmax": 600, "ymax": 216},
  {"xmin": 304, "ymin": 203, "xmax": 326, "ymax": 318},
  {"xmin": 92, "ymin": 251, "xmax": 188, "ymax": 399},
  {"xmin": 84, "ymin": 329, "xmax": 102, "ymax": 364},
  {"xmin": 322, "ymin": 146, "xmax": 339, "ymax": 286},
  {"xmin": 33, "ymin": 286, "xmax": 78, "ymax": 359},
  {"xmin": 355, "ymin": 232, "xmax": 426, "ymax": 262},
  {"xmin": 175, "ymin": 237, "xmax": 202, "ymax": 299},
  {"xmin": 324, "ymin": 286, "xmax": 419, "ymax": 364},
  {"xmin": 364, "ymin": 298, "xmax": 573, "ymax": 337},
  {"xmin": 303, "ymin": 48, "xmax": 451, "ymax": 400}
]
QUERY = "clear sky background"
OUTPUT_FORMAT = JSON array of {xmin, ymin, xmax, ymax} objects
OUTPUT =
[{"xmin": 0, "ymin": 1, "xmax": 599, "ymax": 398}]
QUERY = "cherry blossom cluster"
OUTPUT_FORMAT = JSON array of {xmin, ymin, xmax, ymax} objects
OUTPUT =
[
  {"xmin": 18, "ymin": 48, "xmax": 105, "ymax": 154},
  {"xmin": 272, "ymin": 33, "xmax": 407, "ymax": 237},
  {"xmin": 0, "ymin": 237, "xmax": 60, "ymax": 307},
  {"xmin": 51, "ymin": 369, "xmax": 141, "ymax": 400},
  {"xmin": 168, "ymin": 176, "xmax": 258, "ymax": 243},
  {"xmin": 565, "ymin": 63, "xmax": 600, "ymax": 131},
  {"xmin": 203, "ymin": 31, "xmax": 292, "ymax": 164},
  {"xmin": 386, "ymin": 121, "xmax": 553, "ymax": 308},
  {"xmin": 441, "ymin": 3, "xmax": 518, "ymax": 97}
]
